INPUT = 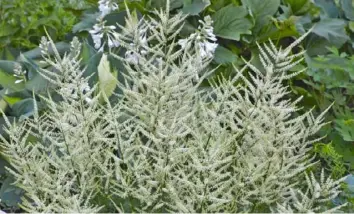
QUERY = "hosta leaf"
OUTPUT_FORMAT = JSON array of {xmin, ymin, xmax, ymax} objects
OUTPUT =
[
  {"xmin": 2, "ymin": 96, "xmax": 22, "ymax": 107},
  {"xmin": 0, "ymin": 176, "xmax": 24, "ymax": 207},
  {"xmin": 0, "ymin": 61, "xmax": 25, "ymax": 92},
  {"xmin": 147, "ymin": 0, "xmax": 183, "ymax": 10},
  {"xmin": 335, "ymin": 119, "xmax": 354, "ymax": 141},
  {"xmin": 340, "ymin": 0, "xmax": 354, "ymax": 20},
  {"xmin": 241, "ymin": 0, "xmax": 280, "ymax": 31},
  {"xmin": 213, "ymin": 45, "xmax": 238, "ymax": 64},
  {"xmin": 0, "ymin": 25, "xmax": 19, "ymax": 37},
  {"xmin": 0, "ymin": 60, "xmax": 18, "ymax": 74},
  {"xmin": 312, "ymin": 18, "xmax": 349, "ymax": 44},
  {"xmin": 97, "ymin": 54, "xmax": 118, "ymax": 102},
  {"xmin": 212, "ymin": 5, "xmax": 253, "ymax": 41},
  {"xmin": 81, "ymin": 40, "xmax": 97, "ymax": 64},
  {"xmin": 314, "ymin": 0, "xmax": 340, "ymax": 18},
  {"xmin": 0, "ymin": 48, "xmax": 15, "ymax": 61},
  {"xmin": 182, "ymin": 0, "xmax": 211, "ymax": 15},
  {"xmin": 72, "ymin": 12, "xmax": 99, "ymax": 33},
  {"xmin": 284, "ymin": 0, "xmax": 312, "ymax": 15},
  {"xmin": 11, "ymin": 98, "xmax": 36, "ymax": 121}
]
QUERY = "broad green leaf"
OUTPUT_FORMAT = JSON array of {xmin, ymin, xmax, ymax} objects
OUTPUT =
[
  {"xmin": 182, "ymin": 0, "xmax": 211, "ymax": 15},
  {"xmin": 0, "ymin": 25, "xmax": 19, "ymax": 37},
  {"xmin": 349, "ymin": 21, "xmax": 354, "ymax": 32},
  {"xmin": 333, "ymin": 137, "xmax": 354, "ymax": 170},
  {"xmin": 11, "ymin": 98, "xmax": 35, "ymax": 117},
  {"xmin": 0, "ymin": 48, "xmax": 15, "ymax": 61},
  {"xmin": 72, "ymin": 12, "xmax": 99, "ymax": 33},
  {"xmin": 0, "ymin": 157, "xmax": 11, "ymax": 175},
  {"xmin": 241, "ymin": 0, "xmax": 280, "ymax": 32},
  {"xmin": 212, "ymin": 5, "xmax": 253, "ymax": 41},
  {"xmin": 255, "ymin": 16, "xmax": 299, "ymax": 43},
  {"xmin": 146, "ymin": 0, "xmax": 183, "ymax": 10},
  {"xmin": 0, "ymin": 60, "xmax": 18, "ymax": 74},
  {"xmin": 0, "ymin": 71, "xmax": 25, "ymax": 92},
  {"xmin": 284, "ymin": 0, "xmax": 312, "ymax": 15},
  {"xmin": 314, "ymin": 0, "xmax": 340, "ymax": 18},
  {"xmin": 209, "ymin": 0, "xmax": 241, "ymax": 12},
  {"xmin": 0, "ymin": 176, "xmax": 23, "ymax": 207},
  {"xmin": 335, "ymin": 119, "xmax": 354, "ymax": 141},
  {"xmin": 2, "ymin": 96, "xmax": 22, "ymax": 107},
  {"xmin": 81, "ymin": 40, "xmax": 97, "ymax": 64},
  {"xmin": 213, "ymin": 45, "xmax": 238, "ymax": 64},
  {"xmin": 84, "ymin": 52, "xmax": 102, "ymax": 86},
  {"xmin": 312, "ymin": 18, "xmax": 349, "ymax": 44},
  {"xmin": 104, "ymin": 10, "xmax": 141, "ymax": 33},
  {"xmin": 305, "ymin": 53, "xmax": 354, "ymax": 88},
  {"xmin": 97, "ymin": 54, "xmax": 118, "ymax": 102},
  {"xmin": 340, "ymin": 0, "xmax": 354, "ymax": 20},
  {"xmin": 25, "ymin": 72, "xmax": 52, "ymax": 93},
  {"xmin": 303, "ymin": 35, "xmax": 335, "ymax": 56}
]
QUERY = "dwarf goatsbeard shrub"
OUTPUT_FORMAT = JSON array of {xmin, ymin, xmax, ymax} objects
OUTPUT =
[{"xmin": 0, "ymin": 3, "xmax": 348, "ymax": 213}]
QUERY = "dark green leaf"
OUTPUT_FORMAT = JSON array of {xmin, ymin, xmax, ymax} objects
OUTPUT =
[
  {"xmin": 72, "ymin": 12, "xmax": 99, "ymax": 33},
  {"xmin": 0, "ymin": 176, "xmax": 23, "ymax": 207},
  {"xmin": 182, "ymin": 0, "xmax": 210, "ymax": 15},
  {"xmin": 212, "ymin": 5, "xmax": 253, "ymax": 40},
  {"xmin": 335, "ymin": 119, "xmax": 354, "ymax": 141},
  {"xmin": 0, "ymin": 61, "xmax": 25, "ymax": 92},
  {"xmin": 284, "ymin": 0, "xmax": 312, "ymax": 15},
  {"xmin": 0, "ymin": 60, "xmax": 18, "ymax": 75},
  {"xmin": 340, "ymin": 0, "xmax": 354, "ymax": 20},
  {"xmin": 11, "ymin": 98, "xmax": 35, "ymax": 120},
  {"xmin": 241, "ymin": 0, "xmax": 280, "ymax": 32},
  {"xmin": 314, "ymin": 0, "xmax": 340, "ymax": 18},
  {"xmin": 213, "ymin": 45, "xmax": 238, "ymax": 64},
  {"xmin": 312, "ymin": 18, "xmax": 349, "ymax": 44},
  {"xmin": 146, "ymin": 0, "xmax": 183, "ymax": 10}
]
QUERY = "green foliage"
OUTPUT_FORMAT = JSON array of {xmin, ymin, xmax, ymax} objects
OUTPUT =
[
  {"xmin": 0, "ymin": 0, "xmax": 94, "ymax": 49},
  {"xmin": 1, "ymin": 0, "xmax": 354, "ymax": 211},
  {"xmin": 0, "ymin": 11, "xmax": 346, "ymax": 211},
  {"xmin": 212, "ymin": 5, "xmax": 252, "ymax": 40},
  {"xmin": 314, "ymin": 142, "xmax": 347, "ymax": 179}
]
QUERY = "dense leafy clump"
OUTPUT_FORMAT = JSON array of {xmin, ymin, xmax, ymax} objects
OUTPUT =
[
  {"xmin": 0, "ymin": 1, "xmax": 348, "ymax": 213},
  {"xmin": 0, "ymin": 0, "xmax": 95, "ymax": 49}
]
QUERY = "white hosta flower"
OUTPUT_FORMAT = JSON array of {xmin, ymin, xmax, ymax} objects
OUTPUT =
[
  {"xmin": 13, "ymin": 64, "xmax": 24, "ymax": 76},
  {"xmin": 39, "ymin": 36, "xmax": 50, "ymax": 55},
  {"xmin": 80, "ymin": 81, "xmax": 91, "ymax": 94},
  {"xmin": 89, "ymin": 22, "xmax": 119, "ymax": 50},
  {"xmin": 123, "ymin": 29, "xmax": 149, "ymax": 63},
  {"xmin": 98, "ymin": 0, "xmax": 119, "ymax": 18},
  {"xmin": 314, "ymin": 182, "xmax": 321, "ymax": 199},
  {"xmin": 13, "ymin": 64, "xmax": 27, "ymax": 84},
  {"xmin": 60, "ymin": 85, "xmax": 78, "ymax": 99},
  {"xmin": 14, "ymin": 79, "xmax": 24, "ymax": 84},
  {"xmin": 202, "ymin": 41, "xmax": 218, "ymax": 57},
  {"xmin": 178, "ymin": 16, "xmax": 217, "ymax": 59},
  {"xmin": 89, "ymin": 24, "xmax": 104, "ymax": 49},
  {"xmin": 108, "ymin": 37, "xmax": 119, "ymax": 48},
  {"xmin": 199, "ymin": 15, "xmax": 217, "ymax": 42},
  {"xmin": 177, "ymin": 38, "xmax": 189, "ymax": 49},
  {"xmin": 125, "ymin": 51, "xmax": 139, "ymax": 65}
]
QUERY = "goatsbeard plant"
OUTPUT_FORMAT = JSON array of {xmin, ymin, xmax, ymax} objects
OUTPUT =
[{"xmin": 0, "ymin": 1, "xmax": 348, "ymax": 212}]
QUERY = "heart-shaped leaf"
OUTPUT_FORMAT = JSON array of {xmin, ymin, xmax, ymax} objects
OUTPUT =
[{"xmin": 212, "ymin": 5, "xmax": 253, "ymax": 41}]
